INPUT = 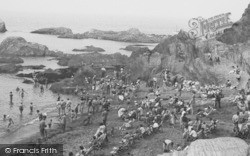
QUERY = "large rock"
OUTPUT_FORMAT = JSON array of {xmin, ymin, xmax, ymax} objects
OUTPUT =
[
  {"xmin": 59, "ymin": 28, "xmax": 166, "ymax": 43},
  {"xmin": 72, "ymin": 45, "xmax": 105, "ymax": 53},
  {"xmin": 31, "ymin": 27, "xmax": 73, "ymax": 36},
  {"xmin": 216, "ymin": 3, "xmax": 250, "ymax": 44},
  {"xmin": 0, "ymin": 19, "xmax": 7, "ymax": 33},
  {"xmin": 0, "ymin": 37, "xmax": 62, "ymax": 57}
]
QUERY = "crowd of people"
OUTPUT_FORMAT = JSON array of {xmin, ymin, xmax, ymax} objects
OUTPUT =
[{"xmin": 5, "ymin": 63, "xmax": 250, "ymax": 156}]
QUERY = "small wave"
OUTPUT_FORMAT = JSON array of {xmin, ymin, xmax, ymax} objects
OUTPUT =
[{"xmin": 23, "ymin": 117, "xmax": 39, "ymax": 126}]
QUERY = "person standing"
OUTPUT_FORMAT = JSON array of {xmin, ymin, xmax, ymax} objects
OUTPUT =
[
  {"xmin": 9, "ymin": 92, "xmax": 13, "ymax": 104},
  {"xmin": 102, "ymin": 110, "xmax": 108, "ymax": 125},
  {"xmin": 19, "ymin": 102, "xmax": 24, "ymax": 115},
  {"xmin": 61, "ymin": 100, "xmax": 66, "ymax": 115},
  {"xmin": 56, "ymin": 99, "xmax": 62, "ymax": 116},
  {"xmin": 61, "ymin": 114, "xmax": 67, "ymax": 132},
  {"xmin": 66, "ymin": 98, "xmax": 72, "ymax": 113},
  {"xmin": 30, "ymin": 102, "xmax": 33, "ymax": 114},
  {"xmin": 39, "ymin": 117, "xmax": 46, "ymax": 139}
]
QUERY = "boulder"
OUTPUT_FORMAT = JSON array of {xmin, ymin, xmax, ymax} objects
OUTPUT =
[
  {"xmin": 0, "ymin": 37, "xmax": 62, "ymax": 57},
  {"xmin": 72, "ymin": 45, "xmax": 105, "ymax": 53},
  {"xmin": 0, "ymin": 19, "xmax": 7, "ymax": 33},
  {"xmin": 31, "ymin": 27, "xmax": 73, "ymax": 36}
]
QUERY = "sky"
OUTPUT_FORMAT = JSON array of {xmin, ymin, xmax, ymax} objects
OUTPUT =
[
  {"xmin": 0, "ymin": 0, "xmax": 249, "ymax": 20},
  {"xmin": 0, "ymin": 0, "xmax": 249, "ymax": 33}
]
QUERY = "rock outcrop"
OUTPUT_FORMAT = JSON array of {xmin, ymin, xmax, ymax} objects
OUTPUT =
[
  {"xmin": 121, "ymin": 45, "xmax": 148, "ymax": 52},
  {"xmin": 58, "ymin": 28, "xmax": 166, "ymax": 43},
  {"xmin": 0, "ymin": 64, "xmax": 22, "ymax": 73},
  {"xmin": 73, "ymin": 45, "xmax": 105, "ymax": 53},
  {"xmin": 0, "ymin": 37, "xmax": 62, "ymax": 57},
  {"xmin": 0, "ymin": 19, "xmax": 7, "ymax": 33},
  {"xmin": 0, "ymin": 56, "xmax": 24, "ymax": 64},
  {"xmin": 128, "ymin": 31, "xmax": 220, "ymax": 84},
  {"xmin": 31, "ymin": 27, "xmax": 73, "ymax": 36},
  {"xmin": 216, "ymin": 3, "xmax": 250, "ymax": 45}
]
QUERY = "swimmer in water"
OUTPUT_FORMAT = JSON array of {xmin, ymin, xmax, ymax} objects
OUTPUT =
[{"xmin": 16, "ymin": 87, "xmax": 20, "ymax": 92}]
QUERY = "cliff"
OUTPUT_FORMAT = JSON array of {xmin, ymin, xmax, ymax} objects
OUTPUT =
[{"xmin": 216, "ymin": 3, "xmax": 250, "ymax": 44}]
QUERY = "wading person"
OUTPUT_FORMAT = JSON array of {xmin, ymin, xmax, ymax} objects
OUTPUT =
[
  {"xmin": 30, "ymin": 102, "xmax": 33, "ymax": 114},
  {"xmin": 9, "ymin": 92, "xmax": 13, "ymax": 104},
  {"xmin": 19, "ymin": 102, "xmax": 24, "ymax": 115},
  {"xmin": 39, "ymin": 117, "xmax": 46, "ymax": 139}
]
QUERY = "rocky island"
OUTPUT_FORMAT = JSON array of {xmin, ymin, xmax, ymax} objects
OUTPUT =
[
  {"xmin": 0, "ymin": 37, "xmax": 62, "ymax": 57},
  {"xmin": 0, "ymin": 19, "xmax": 7, "ymax": 33},
  {"xmin": 72, "ymin": 45, "xmax": 105, "ymax": 53},
  {"xmin": 31, "ymin": 27, "xmax": 166, "ymax": 43},
  {"xmin": 31, "ymin": 27, "xmax": 72, "ymax": 36}
]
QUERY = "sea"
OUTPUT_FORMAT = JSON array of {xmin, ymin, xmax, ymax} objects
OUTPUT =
[{"xmin": 0, "ymin": 12, "xmax": 184, "ymax": 143}]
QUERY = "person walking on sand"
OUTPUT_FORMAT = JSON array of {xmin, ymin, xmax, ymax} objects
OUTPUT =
[{"xmin": 9, "ymin": 92, "xmax": 13, "ymax": 104}]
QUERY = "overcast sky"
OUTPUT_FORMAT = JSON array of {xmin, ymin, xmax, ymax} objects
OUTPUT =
[{"xmin": 0, "ymin": 0, "xmax": 249, "ymax": 21}]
